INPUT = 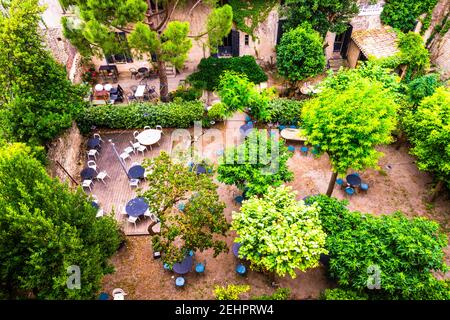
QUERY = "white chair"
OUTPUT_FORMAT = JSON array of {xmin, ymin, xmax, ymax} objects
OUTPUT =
[
  {"xmin": 133, "ymin": 131, "xmax": 139, "ymax": 140},
  {"xmin": 144, "ymin": 126, "xmax": 151, "ymax": 130},
  {"xmin": 144, "ymin": 168, "xmax": 153, "ymax": 180},
  {"xmin": 119, "ymin": 205, "xmax": 128, "ymax": 217},
  {"xmin": 93, "ymin": 133, "xmax": 104, "ymax": 143},
  {"xmin": 82, "ymin": 180, "xmax": 93, "ymax": 191},
  {"xmin": 130, "ymin": 141, "xmax": 141, "ymax": 151},
  {"xmin": 144, "ymin": 209, "xmax": 158, "ymax": 222},
  {"xmin": 129, "ymin": 179, "xmax": 140, "ymax": 188},
  {"xmin": 96, "ymin": 171, "xmax": 109, "ymax": 184},
  {"xmin": 156, "ymin": 125, "xmax": 164, "ymax": 135},
  {"xmin": 124, "ymin": 146, "xmax": 135, "ymax": 155},
  {"xmin": 112, "ymin": 288, "xmax": 127, "ymax": 300},
  {"xmin": 87, "ymin": 160, "xmax": 98, "ymax": 172},
  {"xmin": 96, "ymin": 209, "xmax": 104, "ymax": 218},
  {"xmin": 87, "ymin": 149, "xmax": 98, "ymax": 160},
  {"xmin": 127, "ymin": 216, "xmax": 138, "ymax": 229},
  {"xmin": 120, "ymin": 152, "xmax": 131, "ymax": 162},
  {"xmin": 136, "ymin": 144, "xmax": 147, "ymax": 156},
  {"xmin": 91, "ymin": 194, "xmax": 98, "ymax": 203}
]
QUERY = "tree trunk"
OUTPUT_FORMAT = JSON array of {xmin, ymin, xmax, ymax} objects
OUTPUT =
[
  {"xmin": 158, "ymin": 59, "xmax": 169, "ymax": 102},
  {"xmin": 429, "ymin": 180, "xmax": 444, "ymax": 202},
  {"xmin": 326, "ymin": 172, "xmax": 338, "ymax": 197},
  {"xmin": 395, "ymin": 131, "xmax": 405, "ymax": 150}
]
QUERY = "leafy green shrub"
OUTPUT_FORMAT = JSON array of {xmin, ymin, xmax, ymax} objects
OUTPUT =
[
  {"xmin": 321, "ymin": 288, "xmax": 368, "ymax": 300},
  {"xmin": 276, "ymin": 23, "xmax": 326, "ymax": 82},
  {"xmin": 77, "ymin": 101, "xmax": 205, "ymax": 133},
  {"xmin": 381, "ymin": 0, "xmax": 438, "ymax": 32},
  {"xmin": 187, "ymin": 55, "xmax": 267, "ymax": 91},
  {"xmin": 207, "ymin": 102, "xmax": 229, "ymax": 121},
  {"xmin": 252, "ymin": 288, "xmax": 291, "ymax": 300},
  {"xmin": 168, "ymin": 86, "xmax": 202, "ymax": 101},
  {"xmin": 397, "ymin": 32, "xmax": 430, "ymax": 81},
  {"xmin": 406, "ymin": 73, "xmax": 441, "ymax": 106},
  {"xmin": 214, "ymin": 284, "xmax": 250, "ymax": 300},
  {"xmin": 267, "ymin": 98, "xmax": 304, "ymax": 125}
]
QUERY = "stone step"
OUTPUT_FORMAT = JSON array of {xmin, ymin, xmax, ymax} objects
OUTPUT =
[{"xmin": 328, "ymin": 58, "xmax": 348, "ymax": 71}]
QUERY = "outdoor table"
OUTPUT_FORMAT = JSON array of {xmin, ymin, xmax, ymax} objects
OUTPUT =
[
  {"xmin": 91, "ymin": 201, "xmax": 99, "ymax": 209},
  {"xmin": 239, "ymin": 122, "xmax": 254, "ymax": 137},
  {"xmin": 172, "ymin": 255, "xmax": 193, "ymax": 275},
  {"xmin": 280, "ymin": 128, "xmax": 308, "ymax": 142},
  {"xmin": 136, "ymin": 129, "xmax": 161, "ymax": 146},
  {"xmin": 128, "ymin": 165, "xmax": 145, "ymax": 179},
  {"xmin": 346, "ymin": 174, "xmax": 362, "ymax": 187},
  {"xmin": 196, "ymin": 165, "xmax": 206, "ymax": 175},
  {"xmin": 125, "ymin": 197, "xmax": 149, "ymax": 218},
  {"xmin": 81, "ymin": 167, "xmax": 96, "ymax": 180},
  {"xmin": 232, "ymin": 242, "xmax": 242, "ymax": 258},
  {"xmin": 134, "ymin": 85, "xmax": 146, "ymax": 98},
  {"xmin": 87, "ymin": 138, "xmax": 101, "ymax": 149}
]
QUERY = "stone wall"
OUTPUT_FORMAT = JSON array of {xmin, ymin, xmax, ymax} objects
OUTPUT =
[
  {"xmin": 46, "ymin": 122, "xmax": 83, "ymax": 187},
  {"xmin": 347, "ymin": 40, "xmax": 362, "ymax": 68}
]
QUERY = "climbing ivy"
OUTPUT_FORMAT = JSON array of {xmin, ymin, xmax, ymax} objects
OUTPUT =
[{"xmin": 229, "ymin": 0, "xmax": 278, "ymax": 40}]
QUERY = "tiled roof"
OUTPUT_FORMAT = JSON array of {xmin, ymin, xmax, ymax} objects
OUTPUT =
[{"xmin": 351, "ymin": 26, "xmax": 399, "ymax": 58}]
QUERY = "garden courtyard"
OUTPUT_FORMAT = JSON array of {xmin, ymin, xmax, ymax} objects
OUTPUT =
[{"xmin": 88, "ymin": 112, "xmax": 450, "ymax": 300}]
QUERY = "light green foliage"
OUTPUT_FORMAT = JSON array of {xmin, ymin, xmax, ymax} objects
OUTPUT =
[
  {"xmin": 321, "ymin": 288, "xmax": 368, "ymax": 300},
  {"xmin": 217, "ymin": 130, "xmax": 293, "ymax": 197},
  {"xmin": 302, "ymin": 73, "xmax": 398, "ymax": 174},
  {"xmin": 207, "ymin": 102, "xmax": 230, "ymax": 121},
  {"xmin": 0, "ymin": 0, "xmax": 87, "ymax": 145},
  {"xmin": 232, "ymin": 186, "xmax": 328, "ymax": 278},
  {"xmin": 214, "ymin": 284, "xmax": 250, "ymax": 300},
  {"xmin": 397, "ymin": 32, "xmax": 430, "ymax": 81},
  {"xmin": 276, "ymin": 24, "xmax": 326, "ymax": 82},
  {"xmin": 218, "ymin": 71, "xmax": 274, "ymax": 121},
  {"xmin": 206, "ymin": 5, "xmax": 233, "ymax": 53},
  {"xmin": 381, "ymin": 0, "xmax": 438, "ymax": 32},
  {"xmin": 252, "ymin": 288, "xmax": 291, "ymax": 300},
  {"xmin": 403, "ymin": 87, "xmax": 450, "ymax": 187},
  {"xmin": 142, "ymin": 152, "xmax": 229, "ymax": 265},
  {"xmin": 0, "ymin": 143, "xmax": 122, "ymax": 299},
  {"xmin": 306, "ymin": 195, "xmax": 450, "ymax": 300},
  {"xmin": 229, "ymin": 0, "xmax": 278, "ymax": 39},
  {"xmin": 282, "ymin": 0, "xmax": 359, "ymax": 36}
]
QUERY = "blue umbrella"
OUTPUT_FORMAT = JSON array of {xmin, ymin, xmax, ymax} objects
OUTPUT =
[{"xmin": 172, "ymin": 255, "xmax": 193, "ymax": 274}]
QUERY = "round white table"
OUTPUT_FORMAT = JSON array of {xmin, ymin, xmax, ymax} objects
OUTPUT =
[
  {"xmin": 136, "ymin": 129, "xmax": 161, "ymax": 146},
  {"xmin": 280, "ymin": 128, "xmax": 308, "ymax": 142}
]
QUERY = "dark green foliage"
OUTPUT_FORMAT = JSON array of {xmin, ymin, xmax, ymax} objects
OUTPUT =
[
  {"xmin": 406, "ymin": 73, "xmax": 441, "ymax": 106},
  {"xmin": 252, "ymin": 288, "xmax": 291, "ymax": 300},
  {"xmin": 282, "ymin": 0, "xmax": 359, "ymax": 37},
  {"xmin": 276, "ymin": 24, "xmax": 326, "ymax": 82},
  {"xmin": 169, "ymin": 87, "xmax": 202, "ymax": 102},
  {"xmin": 381, "ymin": 0, "xmax": 439, "ymax": 32},
  {"xmin": 0, "ymin": 0, "xmax": 88, "ymax": 145},
  {"xmin": 217, "ymin": 130, "xmax": 294, "ymax": 197},
  {"xmin": 266, "ymin": 98, "xmax": 304, "ymax": 125},
  {"xmin": 0, "ymin": 143, "xmax": 123, "ymax": 299},
  {"xmin": 321, "ymin": 288, "xmax": 368, "ymax": 300},
  {"xmin": 77, "ymin": 101, "xmax": 205, "ymax": 133},
  {"xmin": 187, "ymin": 55, "xmax": 267, "ymax": 91}
]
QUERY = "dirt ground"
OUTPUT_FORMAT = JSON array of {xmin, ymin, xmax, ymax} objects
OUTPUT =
[{"xmin": 101, "ymin": 118, "xmax": 449, "ymax": 300}]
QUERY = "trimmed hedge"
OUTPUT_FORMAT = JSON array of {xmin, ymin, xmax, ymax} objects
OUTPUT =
[
  {"xmin": 187, "ymin": 55, "xmax": 267, "ymax": 91},
  {"xmin": 77, "ymin": 101, "xmax": 205, "ymax": 133},
  {"xmin": 267, "ymin": 98, "xmax": 304, "ymax": 125}
]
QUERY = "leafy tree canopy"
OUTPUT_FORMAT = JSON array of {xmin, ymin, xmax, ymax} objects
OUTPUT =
[
  {"xmin": 0, "ymin": 0, "xmax": 87, "ymax": 145},
  {"xmin": 217, "ymin": 130, "xmax": 294, "ymax": 197},
  {"xmin": 281, "ymin": 0, "xmax": 359, "ymax": 37},
  {"xmin": 276, "ymin": 23, "xmax": 326, "ymax": 82},
  {"xmin": 406, "ymin": 73, "xmax": 442, "ymax": 106},
  {"xmin": 397, "ymin": 32, "xmax": 430, "ymax": 81},
  {"xmin": 141, "ymin": 152, "xmax": 229, "ymax": 265},
  {"xmin": 232, "ymin": 186, "xmax": 328, "ymax": 278},
  {"xmin": 0, "ymin": 143, "xmax": 122, "ymax": 299}
]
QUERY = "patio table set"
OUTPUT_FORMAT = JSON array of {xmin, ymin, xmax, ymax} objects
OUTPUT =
[
  {"xmin": 122, "ymin": 196, "xmax": 159, "ymax": 229},
  {"xmin": 92, "ymin": 83, "xmax": 125, "ymax": 105},
  {"xmin": 160, "ymin": 250, "xmax": 206, "ymax": 288},
  {"xmin": 336, "ymin": 173, "xmax": 370, "ymax": 195},
  {"xmin": 81, "ymin": 133, "xmax": 110, "ymax": 191}
]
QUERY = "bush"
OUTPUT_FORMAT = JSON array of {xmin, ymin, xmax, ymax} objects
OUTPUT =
[
  {"xmin": 214, "ymin": 284, "xmax": 250, "ymax": 300},
  {"xmin": 267, "ymin": 98, "xmax": 304, "ymax": 125},
  {"xmin": 77, "ymin": 101, "xmax": 205, "ymax": 133},
  {"xmin": 276, "ymin": 23, "xmax": 326, "ymax": 82},
  {"xmin": 252, "ymin": 288, "xmax": 291, "ymax": 300},
  {"xmin": 168, "ymin": 86, "xmax": 202, "ymax": 101},
  {"xmin": 321, "ymin": 288, "xmax": 368, "ymax": 300},
  {"xmin": 406, "ymin": 73, "xmax": 441, "ymax": 106},
  {"xmin": 188, "ymin": 55, "xmax": 267, "ymax": 91},
  {"xmin": 207, "ymin": 102, "xmax": 229, "ymax": 121}
]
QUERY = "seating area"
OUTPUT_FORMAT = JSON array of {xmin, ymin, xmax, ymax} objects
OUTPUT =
[{"xmin": 336, "ymin": 173, "xmax": 370, "ymax": 196}]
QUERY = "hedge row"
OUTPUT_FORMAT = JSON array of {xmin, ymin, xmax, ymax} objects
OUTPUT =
[
  {"xmin": 267, "ymin": 98, "xmax": 304, "ymax": 125},
  {"xmin": 187, "ymin": 55, "xmax": 268, "ymax": 91},
  {"xmin": 77, "ymin": 101, "xmax": 205, "ymax": 133}
]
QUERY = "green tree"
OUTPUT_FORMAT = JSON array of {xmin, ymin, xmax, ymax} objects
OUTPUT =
[
  {"xmin": 403, "ymin": 87, "xmax": 450, "ymax": 201},
  {"xmin": 232, "ymin": 186, "xmax": 327, "ymax": 278},
  {"xmin": 406, "ymin": 73, "xmax": 441, "ymax": 106},
  {"xmin": 0, "ymin": 143, "xmax": 122, "ymax": 299},
  {"xmin": 218, "ymin": 71, "xmax": 274, "ymax": 121},
  {"xmin": 61, "ymin": 0, "xmax": 232, "ymax": 101},
  {"xmin": 214, "ymin": 284, "xmax": 250, "ymax": 300},
  {"xmin": 217, "ymin": 130, "xmax": 294, "ymax": 197},
  {"xmin": 381, "ymin": 0, "xmax": 439, "ymax": 33},
  {"xmin": 281, "ymin": 0, "xmax": 359, "ymax": 37},
  {"xmin": 397, "ymin": 32, "xmax": 430, "ymax": 81},
  {"xmin": 301, "ymin": 73, "xmax": 398, "ymax": 196},
  {"xmin": 141, "ymin": 152, "xmax": 229, "ymax": 265},
  {"xmin": 0, "ymin": 0, "xmax": 87, "ymax": 145},
  {"xmin": 276, "ymin": 24, "xmax": 326, "ymax": 82}
]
